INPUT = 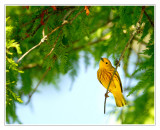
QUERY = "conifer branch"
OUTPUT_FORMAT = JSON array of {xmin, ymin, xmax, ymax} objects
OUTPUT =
[
  {"xmin": 20, "ymin": 9, "xmax": 86, "ymax": 104},
  {"xmin": 104, "ymin": 6, "xmax": 146, "ymax": 114},
  {"xmin": 17, "ymin": 9, "xmax": 84, "ymax": 63}
]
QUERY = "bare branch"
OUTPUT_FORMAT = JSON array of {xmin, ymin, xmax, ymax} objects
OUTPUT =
[{"xmin": 17, "ymin": 35, "xmax": 47, "ymax": 63}]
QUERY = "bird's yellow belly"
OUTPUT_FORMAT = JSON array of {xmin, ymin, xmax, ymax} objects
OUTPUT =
[{"xmin": 97, "ymin": 68, "xmax": 122, "ymax": 93}]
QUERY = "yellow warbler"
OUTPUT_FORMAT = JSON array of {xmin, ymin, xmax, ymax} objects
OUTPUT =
[{"xmin": 97, "ymin": 58, "xmax": 126, "ymax": 107}]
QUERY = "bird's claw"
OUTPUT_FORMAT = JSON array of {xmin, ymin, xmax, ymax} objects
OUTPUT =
[{"xmin": 105, "ymin": 91, "xmax": 110, "ymax": 98}]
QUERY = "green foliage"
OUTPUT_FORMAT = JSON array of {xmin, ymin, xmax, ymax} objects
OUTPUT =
[
  {"xmin": 123, "ymin": 44, "xmax": 154, "ymax": 124},
  {"xmin": 6, "ymin": 6, "xmax": 154, "ymax": 124},
  {"xmin": 6, "ymin": 17, "xmax": 24, "ymax": 123},
  {"xmin": 128, "ymin": 45, "xmax": 154, "ymax": 96}
]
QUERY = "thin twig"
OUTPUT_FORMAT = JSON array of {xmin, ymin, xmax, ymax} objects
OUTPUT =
[
  {"xmin": 62, "ymin": 8, "xmax": 76, "ymax": 21},
  {"xmin": 17, "ymin": 38, "xmax": 46, "ymax": 63},
  {"xmin": 104, "ymin": 6, "xmax": 146, "ymax": 114},
  {"xmin": 46, "ymin": 30, "xmax": 63, "ymax": 57},
  {"xmin": 70, "ymin": 9, "xmax": 85, "ymax": 24},
  {"xmin": 18, "ymin": 20, "xmax": 50, "ymax": 63},
  {"xmin": 144, "ymin": 10, "xmax": 154, "ymax": 27},
  {"xmin": 25, "ymin": 67, "xmax": 51, "ymax": 105},
  {"xmin": 46, "ymin": 20, "xmax": 68, "ymax": 37}
]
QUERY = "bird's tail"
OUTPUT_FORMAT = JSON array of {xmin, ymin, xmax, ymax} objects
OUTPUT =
[{"xmin": 113, "ymin": 92, "xmax": 126, "ymax": 107}]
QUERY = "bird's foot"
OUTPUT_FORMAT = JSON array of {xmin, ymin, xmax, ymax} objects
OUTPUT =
[{"xmin": 105, "ymin": 91, "xmax": 110, "ymax": 98}]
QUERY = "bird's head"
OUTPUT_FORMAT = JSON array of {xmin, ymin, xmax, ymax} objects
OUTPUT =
[{"xmin": 99, "ymin": 57, "xmax": 113, "ymax": 69}]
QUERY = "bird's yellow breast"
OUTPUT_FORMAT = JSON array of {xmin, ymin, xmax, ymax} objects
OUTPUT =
[{"xmin": 97, "ymin": 68, "xmax": 122, "ymax": 93}]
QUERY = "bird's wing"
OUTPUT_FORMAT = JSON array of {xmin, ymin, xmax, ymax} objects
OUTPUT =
[{"xmin": 114, "ymin": 71, "xmax": 123, "ymax": 92}]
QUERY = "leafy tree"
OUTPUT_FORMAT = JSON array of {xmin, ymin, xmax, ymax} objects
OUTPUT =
[{"xmin": 6, "ymin": 6, "xmax": 154, "ymax": 124}]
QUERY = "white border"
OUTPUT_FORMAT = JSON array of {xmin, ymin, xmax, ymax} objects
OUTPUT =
[{"xmin": 0, "ymin": 0, "xmax": 160, "ymax": 129}]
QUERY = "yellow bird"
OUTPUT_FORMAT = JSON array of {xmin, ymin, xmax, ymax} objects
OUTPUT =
[{"xmin": 97, "ymin": 58, "xmax": 126, "ymax": 107}]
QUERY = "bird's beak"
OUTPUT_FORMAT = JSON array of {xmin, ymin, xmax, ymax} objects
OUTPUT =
[{"xmin": 101, "ymin": 57, "xmax": 104, "ymax": 62}]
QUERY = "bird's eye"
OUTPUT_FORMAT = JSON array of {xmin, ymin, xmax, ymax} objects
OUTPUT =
[{"xmin": 106, "ymin": 62, "xmax": 108, "ymax": 64}]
